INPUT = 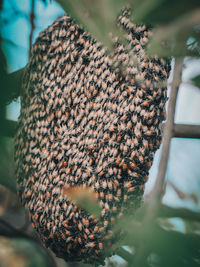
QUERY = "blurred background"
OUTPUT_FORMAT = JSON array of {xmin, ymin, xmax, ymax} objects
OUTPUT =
[{"xmin": 0, "ymin": 0, "xmax": 200, "ymax": 266}]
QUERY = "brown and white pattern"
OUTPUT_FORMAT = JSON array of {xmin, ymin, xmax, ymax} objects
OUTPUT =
[{"xmin": 14, "ymin": 9, "xmax": 170, "ymax": 264}]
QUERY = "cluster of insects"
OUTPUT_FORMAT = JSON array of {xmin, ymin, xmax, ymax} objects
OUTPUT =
[{"xmin": 15, "ymin": 8, "xmax": 170, "ymax": 264}]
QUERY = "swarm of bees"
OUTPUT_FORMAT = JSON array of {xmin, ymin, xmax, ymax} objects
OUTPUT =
[{"xmin": 15, "ymin": 8, "xmax": 170, "ymax": 264}]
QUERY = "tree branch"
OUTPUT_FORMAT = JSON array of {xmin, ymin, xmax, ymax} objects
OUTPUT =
[
  {"xmin": 152, "ymin": 58, "xmax": 184, "ymax": 202},
  {"xmin": 173, "ymin": 123, "xmax": 200, "ymax": 139},
  {"xmin": 161, "ymin": 123, "xmax": 200, "ymax": 139}
]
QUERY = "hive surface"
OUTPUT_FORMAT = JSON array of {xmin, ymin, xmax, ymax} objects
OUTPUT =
[{"xmin": 15, "ymin": 9, "xmax": 170, "ymax": 264}]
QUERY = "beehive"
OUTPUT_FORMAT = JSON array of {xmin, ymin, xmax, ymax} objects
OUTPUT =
[{"xmin": 14, "ymin": 9, "xmax": 170, "ymax": 264}]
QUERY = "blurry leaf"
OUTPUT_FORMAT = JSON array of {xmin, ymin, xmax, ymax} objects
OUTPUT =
[
  {"xmin": 55, "ymin": 0, "xmax": 200, "ymax": 57},
  {"xmin": 55, "ymin": 0, "xmax": 125, "ymax": 48},
  {"xmin": 0, "ymin": 185, "xmax": 19, "ymax": 215},
  {"xmin": 131, "ymin": 0, "xmax": 200, "ymax": 25},
  {"xmin": 0, "ymin": 44, "xmax": 24, "ymax": 108},
  {"xmin": 62, "ymin": 185, "xmax": 101, "ymax": 217},
  {"xmin": 185, "ymin": 221, "xmax": 200, "ymax": 235},
  {"xmin": 0, "ymin": 238, "xmax": 26, "ymax": 267},
  {"xmin": 56, "ymin": 0, "xmax": 200, "ymax": 29},
  {"xmin": 129, "ymin": 0, "xmax": 165, "ymax": 23},
  {"xmin": 0, "ymin": 119, "xmax": 17, "ymax": 138},
  {"xmin": 0, "ymin": 58, "xmax": 23, "ymax": 140},
  {"xmin": 147, "ymin": 8, "xmax": 200, "ymax": 56},
  {"xmin": 0, "ymin": 138, "xmax": 16, "ymax": 192},
  {"xmin": 192, "ymin": 75, "xmax": 200, "ymax": 88}
]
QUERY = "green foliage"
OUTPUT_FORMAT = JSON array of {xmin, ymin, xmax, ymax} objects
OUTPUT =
[
  {"xmin": 56, "ymin": 0, "xmax": 125, "ymax": 48},
  {"xmin": 0, "ymin": 138, "xmax": 16, "ymax": 192},
  {"xmin": 55, "ymin": 0, "xmax": 200, "ymax": 57},
  {"xmin": 146, "ymin": 8, "xmax": 200, "ymax": 56},
  {"xmin": 14, "ymin": 240, "xmax": 49, "ymax": 267},
  {"xmin": 130, "ymin": 0, "xmax": 200, "ymax": 25},
  {"xmin": 192, "ymin": 75, "xmax": 200, "ymax": 88}
]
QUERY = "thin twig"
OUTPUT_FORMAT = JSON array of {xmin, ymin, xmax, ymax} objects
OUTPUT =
[{"xmin": 29, "ymin": 0, "xmax": 35, "ymax": 58}]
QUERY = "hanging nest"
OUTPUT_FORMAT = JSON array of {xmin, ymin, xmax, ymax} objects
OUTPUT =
[{"xmin": 14, "ymin": 8, "xmax": 170, "ymax": 264}]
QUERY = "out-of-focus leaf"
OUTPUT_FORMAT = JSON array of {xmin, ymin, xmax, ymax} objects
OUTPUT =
[
  {"xmin": 0, "ymin": 42, "xmax": 24, "ymax": 109},
  {"xmin": 56, "ymin": 0, "xmax": 200, "ymax": 28},
  {"xmin": 0, "ymin": 119, "xmax": 17, "ymax": 138},
  {"xmin": 55, "ymin": 0, "xmax": 125, "ymax": 48},
  {"xmin": 131, "ymin": 0, "xmax": 200, "ymax": 25},
  {"xmin": 0, "ymin": 68, "xmax": 24, "ymax": 107},
  {"xmin": 192, "ymin": 75, "xmax": 200, "ymax": 88},
  {"xmin": 146, "ymin": 8, "xmax": 200, "ymax": 56},
  {"xmin": 55, "ymin": 0, "xmax": 200, "ymax": 57},
  {"xmin": 128, "ymin": 0, "xmax": 165, "ymax": 24},
  {"xmin": 0, "ymin": 138, "xmax": 16, "ymax": 192},
  {"xmin": 62, "ymin": 185, "xmax": 101, "ymax": 218},
  {"xmin": 185, "ymin": 221, "xmax": 200, "ymax": 235}
]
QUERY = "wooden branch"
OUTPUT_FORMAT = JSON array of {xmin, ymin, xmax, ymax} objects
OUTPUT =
[
  {"xmin": 152, "ymin": 58, "xmax": 184, "ymax": 202},
  {"xmin": 173, "ymin": 123, "xmax": 200, "ymax": 139},
  {"xmin": 161, "ymin": 123, "xmax": 200, "ymax": 139}
]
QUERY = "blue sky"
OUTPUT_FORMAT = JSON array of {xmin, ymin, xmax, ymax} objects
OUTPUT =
[{"xmin": 2, "ymin": 0, "xmax": 200, "ymax": 211}]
